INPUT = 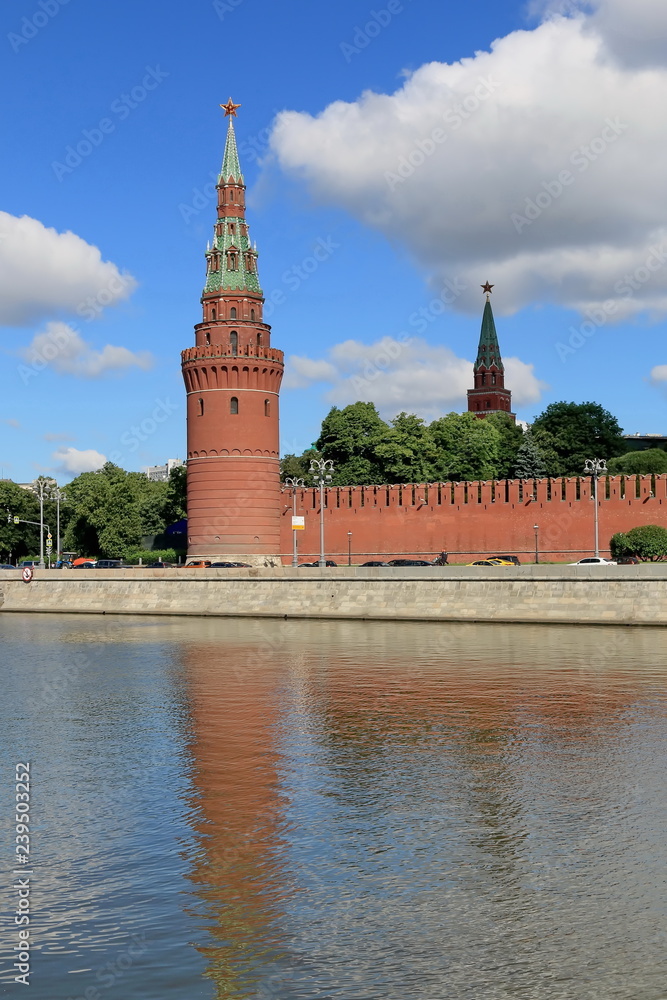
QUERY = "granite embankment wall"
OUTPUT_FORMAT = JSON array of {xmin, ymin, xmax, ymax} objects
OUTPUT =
[
  {"xmin": 279, "ymin": 475, "xmax": 667, "ymax": 562},
  {"xmin": 2, "ymin": 566, "xmax": 667, "ymax": 625}
]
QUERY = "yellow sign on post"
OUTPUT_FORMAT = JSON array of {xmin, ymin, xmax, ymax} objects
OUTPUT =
[{"xmin": 291, "ymin": 516, "xmax": 305, "ymax": 530}]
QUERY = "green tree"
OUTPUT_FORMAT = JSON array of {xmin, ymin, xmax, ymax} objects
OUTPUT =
[
  {"xmin": 607, "ymin": 449, "xmax": 667, "ymax": 475},
  {"xmin": 316, "ymin": 402, "xmax": 388, "ymax": 485},
  {"xmin": 514, "ymin": 430, "xmax": 548, "ymax": 479},
  {"xmin": 375, "ymin": 412, "xmax": 437, "ymax": 483},
  {"xmin": 0, "ymin": 481, "xmax": 41, "ymax": 561},
  {"xmin": 428, "ymin": 412, "xmax": 501, "ymax": 481},
  {"xmin": 486, "ymin": 412, "xmax": 525, "ymax": 478},
  {"xmin": 63, "ymin": 463, "xmax": 144, "ymax": 558},
  {"xmin": 610, "ymin": 524, "xmax": 667, "ymax": 561},
  {"xmin": 531, "ymin": 401, "xmax": 625, "ymax": 477},
  {"xmin": 280, "ymin": 452, "xmax": 314, "ymax": 483},
  {"xmin": 164, "ymin": 464, "xmax": 187, "ymax": 522}
]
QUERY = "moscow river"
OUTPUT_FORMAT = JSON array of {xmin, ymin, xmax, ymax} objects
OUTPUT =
[{"xmin": 2, "ymin": 612, "xmax": 667, "ymax": 1000}]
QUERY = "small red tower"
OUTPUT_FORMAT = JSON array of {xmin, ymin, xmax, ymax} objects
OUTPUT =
[
  {"xmin": 467, "ymin": 282, "xmax": 515, "ymax": 421},
  {"xmin": 181, "ymin": 100, "xmax": 284, "ymax": 564}
]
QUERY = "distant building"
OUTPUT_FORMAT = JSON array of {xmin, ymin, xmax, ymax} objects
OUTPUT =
[
  {"xmin": 466, "ymin": 284, "xmax": 515, "ymax": 422},
  {"xmin": 17, "ymin": 477, "xmax": 56, "ymax": 491},
  {"xmin": 145, "ymin": 459, "xmax": 184, "ymax": 482},
  {"xmin": 623, "ymin": 434, "xmax": 667, "ymax": 452}
]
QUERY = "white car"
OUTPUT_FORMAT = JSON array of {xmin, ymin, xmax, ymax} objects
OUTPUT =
[{"xmin": 569, "ymin": 557, "xmax": 616, "ymax": 565}]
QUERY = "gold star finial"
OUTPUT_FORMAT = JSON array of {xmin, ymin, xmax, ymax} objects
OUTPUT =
[
  {"xmin": 220, "ymin": 97, "xmax": 241, "ymax": 118},
  {"xmin": 481, "ymin": 281, "xmax": 494, "ymax": 296}
]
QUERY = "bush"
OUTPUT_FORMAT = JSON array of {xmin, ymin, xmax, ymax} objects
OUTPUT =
[
  {"xmin": 610, "ymin": 525, "xmax": 667, "ymax": 561},
  {"xmin": 123, "ymin": 548, "xmax": 185, "ymax": 565}
]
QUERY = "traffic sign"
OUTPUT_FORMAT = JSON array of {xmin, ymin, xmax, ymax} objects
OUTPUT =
[
  {"xmin": 291, "ymin": 516, "xmax": 305, "ymax": 530},
  {"xmin": 47, "ymin": 533, "xmax": 52, "ymax": 540},
  {"xmin": 13, "ymin": 516, "xmax": 19, "ymax": 524}
]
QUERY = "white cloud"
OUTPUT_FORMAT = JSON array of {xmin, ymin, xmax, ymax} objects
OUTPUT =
[
  {"xmin": 269, "ymin": 6, "xmax": 667, "ymax": 318},
  {"xmin": 23, "ymin": 322, "xmax": 153, "ymax": 378},
  {"xmin": 52, "ymin": 447, "xmax": 106, "ymax": 475},
  {"xmin": 649, "ymin": 364, "xmax": 667, "ymax": 383},
  {"xmin": 285, "ymin": 336, "xmax": 547, "ymax": 420},
  {"xmin": 0, "ymin": 211, "xmax": 137, "ymax": 326},
  {"xmin": 4, "ymin": 418, "xmax": 21, "ymax": 429}
]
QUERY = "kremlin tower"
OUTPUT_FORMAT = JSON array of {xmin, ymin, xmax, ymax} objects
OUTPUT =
[
  {"xmin": 181, "ymin": 101, "xmax": 284, "ymax": 564},
  {"xmin": 466, "ymin": 282, "xmax": 514, "ymax": 422}
]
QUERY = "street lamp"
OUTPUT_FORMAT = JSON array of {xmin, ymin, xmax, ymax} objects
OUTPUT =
[
  {"xmin": 534, "ymin": 524, "xmax": 539, "ymax": 564},
  {"xmin": 347, "ymin": 531, "xmax": 352, "ymax": 566},
  {"xmin": 52, "ymin": 486, "xmax": 67, "ymax": 563},
  {"xmin": 309, "ymin": 458, "xmax": 334, "ymax": 567},
  {"xmin": 284, "ymin": 477, "xmax": 305, "ymax": 567},
  {"xmin": 32, "ymin": 479, "xmax": 52, "ymax": 569},
  {"xmin": 584, "ymin": 458, "xmax": 607, "ymax": 558}
]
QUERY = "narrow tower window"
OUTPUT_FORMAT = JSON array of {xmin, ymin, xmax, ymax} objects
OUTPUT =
[
  {"xmin": 211, "ymin": 308, "xmax": 216, "ymax": 321},
  {"xmin": 229, "ymin": 190, "xmax": 234, "ymax": 201},
  {"xmin": 257, "ymin": 333, "xmax": 262, "ymax": 347},
  {"xmin": 230, "ymin": 307, "xmax": 237, "ymax": 319},
  {"xmin": 230, "ymin": 331, "xmax": 238, "ymax": 353},
  {"xmin": 250, "ymin": 309, "xmax": 255, "ymax": 321},
  {"xmin": 230, "ymin": 396, "xmax": 239, "ymax": 414},
  {"xmin": 264, "ymin": 399, "xmax": 270, "ymax": 416},
  {"xmin": 205, "ymin": 331, "xmax": 210, "ymax": 346},
  {"xmin": 198, "ymin": 398, "xmax": 204, "ymax": 416}
]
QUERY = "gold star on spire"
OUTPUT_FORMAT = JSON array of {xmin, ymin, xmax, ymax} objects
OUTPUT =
[
  {"xmin": 220, "ymin": 97, "xmax": 241, "ymax": 118},
  {"xmin": 481, "ymin": 281, "xmax": 494, "ymax": 296}
]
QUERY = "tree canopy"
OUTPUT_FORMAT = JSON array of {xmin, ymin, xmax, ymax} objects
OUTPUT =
[
  {"xmin": 607, "ymin": 449, "xmax": 667, "ymax": 476},
  {"xmin": 531, "ymin": 401, "xmax": 625, "ymax": 477}
]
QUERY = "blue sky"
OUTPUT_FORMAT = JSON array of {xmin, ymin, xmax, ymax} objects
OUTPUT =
[{"xmin": 1, "ymin": 0, "xmax": 666, "ymax": 482}]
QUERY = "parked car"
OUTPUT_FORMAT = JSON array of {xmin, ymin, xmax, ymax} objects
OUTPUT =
[
  {"xmin": 387, "ymin": 559, "xmax": 434, "ymax": 566},
  {"xmin": 96, "ymin": 559, "xmax": 123, "ymax": 569},
  {"xmin": 19, "ymin": 560, "xmax": 40, "ymax": 568},
  {"xmin": 146, "ymin": 562, "xmax": 173, "ymax": 568},
  {"xmin": 486, "ymin": 558, "xmax": 516, "ymax": 566},
  {"xmin": 186, "ymin": 560, "xmax": 212, "ymax": 568},
  {"xmin": 466, "ymin": 559, "xmax": 500, "ymax": 566},
  {"xmin": 569, "ymin": 557, "xmax": 616, "ymax": 565},
  {"xmin": 361, "ymin": 560, "xmax": 389, "ymax": 567},
  {"xmin": 298, "ymin": 560, "xmax": 338, "ymax": 567},
  {"xmin": 617, "ymin": 555, "xmax": 641, "ymax": 564},
  {"xmin": 0, "ymin": 563, "xmax": 15, "ymax": 570},
  {"xmin": 210, "ymin": 561, "xmax": 252, "ymax": 568},
  {"xmin": 490, "ymin": 554, "xmax": 521, "ymax": 565},
  {"xmin": 73, "ymin": 561, "xmax": 96, "ymax": 568}
]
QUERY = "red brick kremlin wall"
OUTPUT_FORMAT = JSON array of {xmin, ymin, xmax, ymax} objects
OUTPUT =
[{"xmin": 279, "ymin": 475, "xmax": 667, "ymax": 563}]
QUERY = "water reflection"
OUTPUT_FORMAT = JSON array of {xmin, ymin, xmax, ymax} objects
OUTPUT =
[{"xmin": 2, "ymin": 615, "xmax": 666, "ymax": 999}]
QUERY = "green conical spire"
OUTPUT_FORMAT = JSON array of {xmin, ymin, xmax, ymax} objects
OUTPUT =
[
  {"xmin": 474, "ymin": 298, "xmax": 504, "ymax": 372},
  {"xmin": 219, "ymin": 117, "xmax": 244, "ymax": 184}
]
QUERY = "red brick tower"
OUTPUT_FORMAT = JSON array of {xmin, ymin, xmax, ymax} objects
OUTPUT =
[
  {"xmin": 181, "ymin": 100, "xmax": 284, "ymax": 564},
  {"xmin": 467, "ymin": 282, "xmax": 515, "ymax": 421}
]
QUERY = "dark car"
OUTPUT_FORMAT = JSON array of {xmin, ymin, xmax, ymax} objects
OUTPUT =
[
  {"xmin": 210, "ymin": 562, "xmax": 252, "ymax": 568},
  {"xmin": 490, "ymin": 554, "xmax": 521, "ymax": 566},
  {"xmin": 96, "ymin": 559, "xmax": 123, "ymax": 569},
  {"xmin": 0, "ymin": 563, "xmax": 15, "ymax": 570},
  {"xmin": 361, "ymin": 560, "xmax": 388, "ymax": 567},
  {"xmin": 73, "ymin": 561, "xmax": 96, "ymax": 568},
  {"xmin": 298, "ymin": 560, "xmax": 338, "ymax": 567},
  {"xmin": 617, "ymin": 555, "xmax": 641, "ymax": 564},
  {"xmin": 387, "ymin": 559, "xmax": 434, "ymax": 567},
  {"xmin": 146, "ymin": 562, "xmax": 172, "ymax": 568}
]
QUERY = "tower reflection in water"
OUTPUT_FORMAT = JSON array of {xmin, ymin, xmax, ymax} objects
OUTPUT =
[{"xmin": 180, "ymin": 619, "xmax": 665, "ymax": 999}]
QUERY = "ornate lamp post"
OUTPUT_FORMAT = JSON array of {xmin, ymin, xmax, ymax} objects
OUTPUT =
[
  {"xmin": 309, "ymin": 458, "xmax": 334, "ymax": 568},
  {"xmin": 347, "ymin": 531, "xmax": 352, "ymax": 566},
  {"xmin": 32, "ymin": 479, "xmax": 52, "ymax": 569},
  {"xmin": 284, "ymin": 477, "xmax": 305, "ymax": 567},
  {"xmin": 52, "ymin": 486, "xmax": 67, "ymax": 563},
  {"xmin": 534, "ymin": 524, "xmax": 539, "ymax": 564},
  {"xmin": 584, "ymin": 458, "xmax": 607, "ymax": 558}
]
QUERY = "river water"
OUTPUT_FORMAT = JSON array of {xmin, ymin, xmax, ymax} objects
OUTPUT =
[{"xmin": 1, "ymin": 613, "xmax": 667, "ymax": 1000}]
